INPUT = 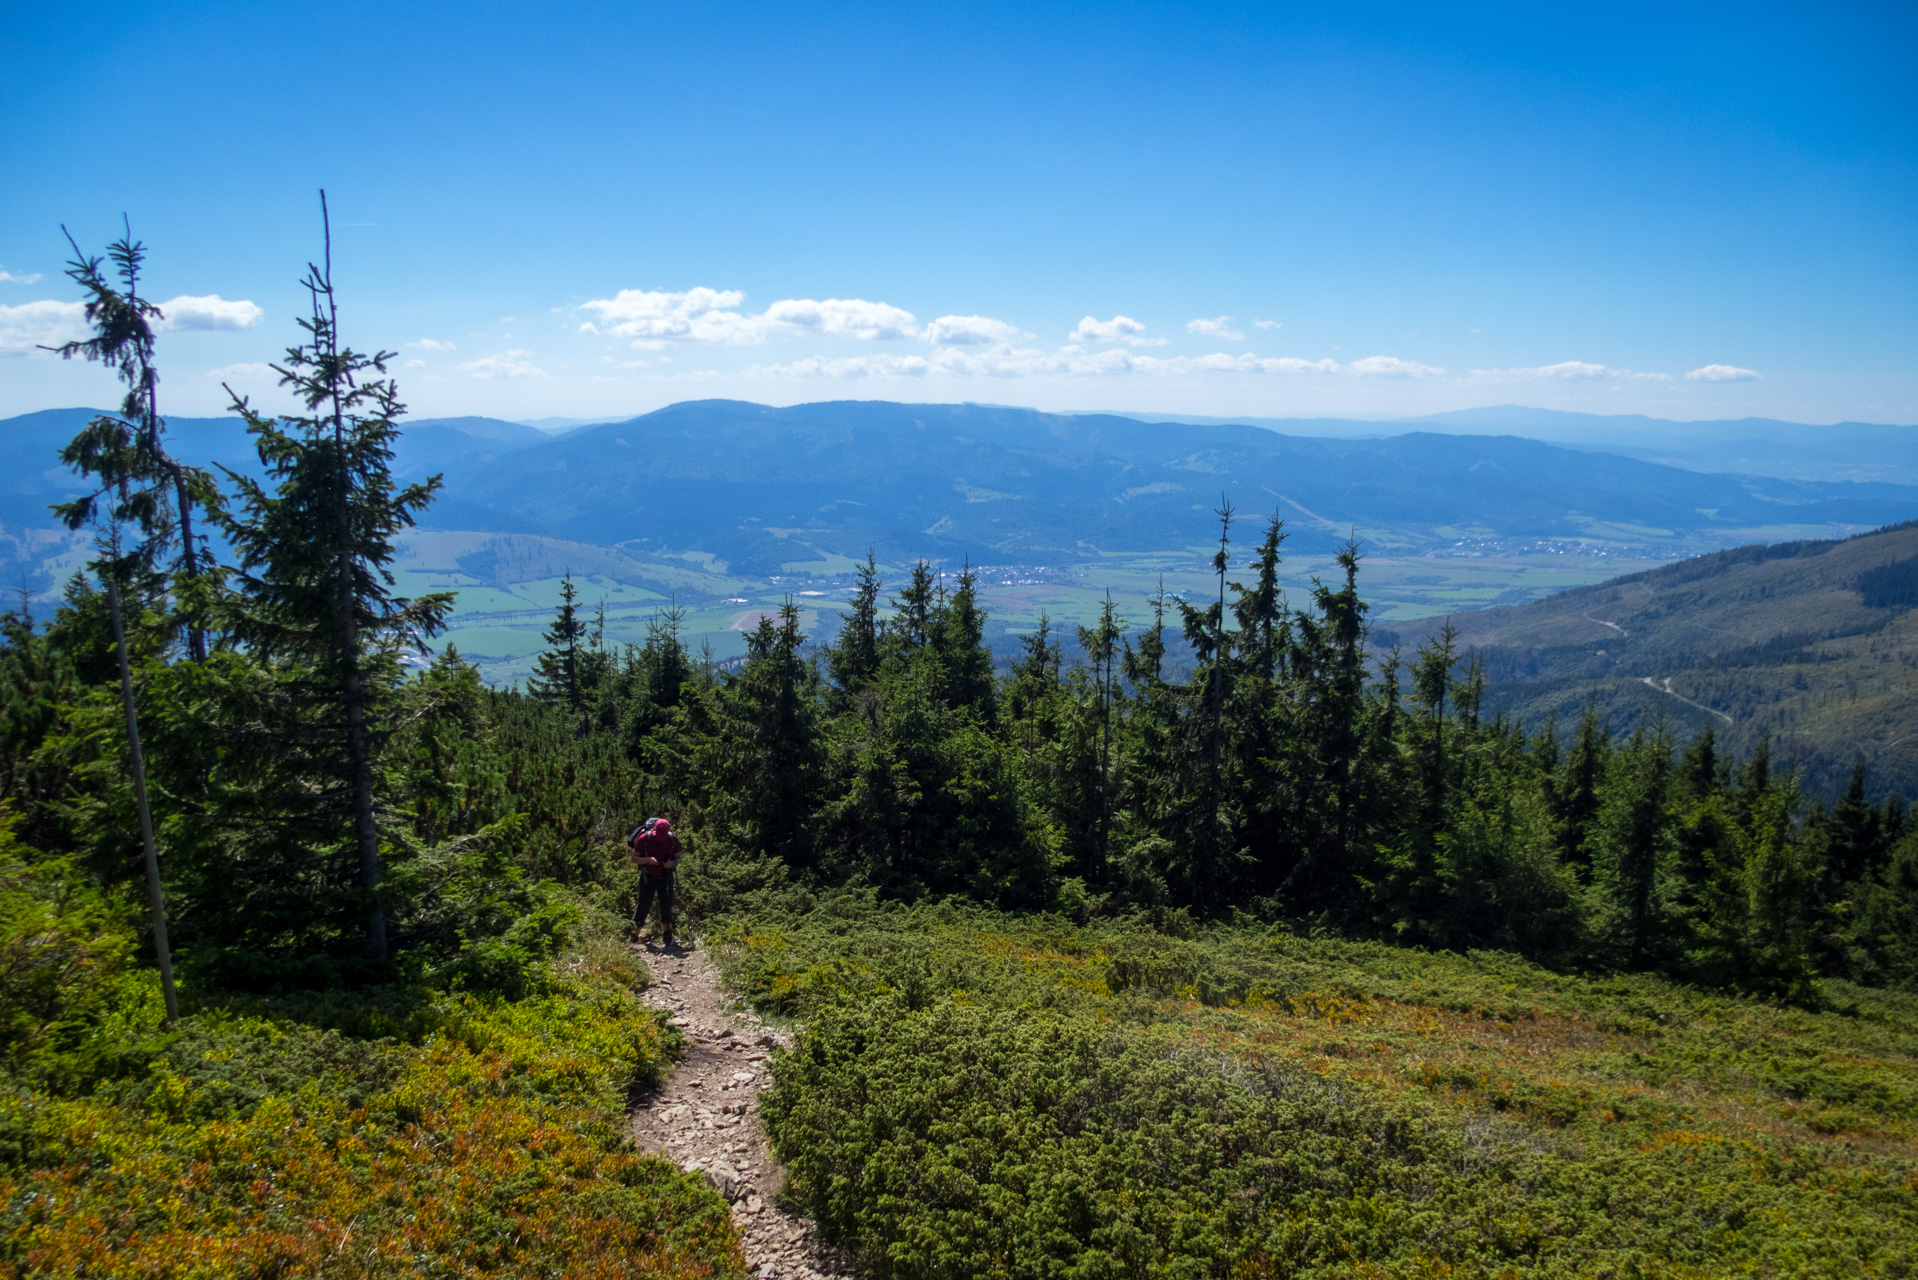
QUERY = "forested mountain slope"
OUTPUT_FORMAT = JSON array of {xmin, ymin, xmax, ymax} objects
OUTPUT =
[
  {"xmin": 9, "ymin": 400, "xmax": 1918, "ymax": 587},
  {"xmin": 1397, "ymin": 520, "xmax": 1918, "ymax": 798},
  {"xmin": 433, "ymin": 400, "xmax": 1918, "ymax": 571},
  {"xmin": 1133, "ymin": 406, "xmax": 1918, "ymax": 485}
]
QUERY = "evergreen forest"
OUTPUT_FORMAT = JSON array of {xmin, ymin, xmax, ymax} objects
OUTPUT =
[{"xmin": 4, "ymin": 218, "xmax": 1916, "ymax": 1277}]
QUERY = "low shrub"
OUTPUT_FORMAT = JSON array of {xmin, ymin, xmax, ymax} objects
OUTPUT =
[
  {"xmin": 719, "ymin": 898, "xmax": 1918, "ymax": 1279},
  {"xmin": 1, "ymin": 970, "xmax": 744, "ymax": 1278},
  {"xmin": 0, "ymin": 823, "xmax": 745, "ymax": 1279}
]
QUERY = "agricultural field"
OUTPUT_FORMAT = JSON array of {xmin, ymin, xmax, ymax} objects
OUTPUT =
[{"xmin": 400, "ymin": 529, "xmax": 1679, "ymax": 682}]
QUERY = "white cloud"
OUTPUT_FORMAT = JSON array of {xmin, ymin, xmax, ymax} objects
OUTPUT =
[
  {"xmin": 0, "ymin": 299, "xmax": 86, "ymax": 352},
  {"xmin": 579, "ymin": 287, "xmax": 749, "ymax": 344},
  {"xmin": 458, "ymin": 349, "xmax": 549, "ymax": 380},
  {"xmin": 762, "ymin": 297, "xmax": 917, "ymax": 340},
  {"xmin": 1186, "ymin": 316, "xmax": 1245, "ymax": 341},
  {"xmin": 405, "ymin": 358, "xmax": 426, "ymax": 368},
  {"xmin": 0, "ymin": 267, "xmax": 43, "ymax": 285},
  {"xmin": 577, "ymin": 287, "xmax": 917, "ymax": 345},
  {"xmin": 1254, "ymin": 319, "xmax": 1282, "ymax": 330},
  {"xmin": 1470, "ymin": 360, "xmax": 1668, "ymax": 383},
  {"xmin": 155, "ymin": 294, "xmax": 263, "ymax": 332},
  {"xmin": 1349, "ymin": 355, "xmax": 1445, "ymax": 378},
  {"xmin": 1068, "ymin": 315, "xmax": 1164, "ymax": 346},
  {"xmin": 1686, "ymin": 363, "xmax": 1762, "ymax": 383},
  {"xmin": 409, "ymin": 338, "xmax": 455, "ymax": 351},
  {"xmin": 923, "ymin": 314, "xmax": 1026, "ymax": 346}
]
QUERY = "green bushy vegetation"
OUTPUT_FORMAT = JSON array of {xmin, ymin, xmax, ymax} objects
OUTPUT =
[
  {"xmin": 0, "ymin": 811, "xmax": 740, "ymax": 1276},
  {"xmin": 715, "ymin": 900, "xmax": 1918, "ymax": 1278}
]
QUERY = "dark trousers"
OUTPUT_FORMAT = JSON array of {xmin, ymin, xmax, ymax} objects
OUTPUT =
[{"xmin": 635, "ymin": 872, "xmax": 675, "ymax": 938}]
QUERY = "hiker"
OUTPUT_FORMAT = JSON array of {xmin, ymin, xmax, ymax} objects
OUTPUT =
[{"xmin": 630, "ymin": 816, "xmax": 682, "ymax": 946}]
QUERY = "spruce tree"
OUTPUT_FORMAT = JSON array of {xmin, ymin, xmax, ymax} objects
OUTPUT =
[
  {"xmin": 828, "ymin": 552, "xmax": 883, "ymax": 699},
  {"xmin": 1553, "ymin": 705, "xmax": 1609, "ymax": 873},
  {"xmin": 935, "ymin": 563, "xmax": 996, "ymax": 715},
  {"xmin": 719, "ymin": 599, "xmax": 822, "ymax": 867},
  {"xmin": 529, "ymin": 573, "xmax": 586, "ymax": 709},
  {"xmin": 1594, "ymin": 724, "xmax": 1676, "ymax": 965},
  {"xmin": 1075, "ymin": 594, "xmax": 1127, "ymax": 867},
  {"xmin": 42, "ymin": 222, "xmax": 197, "ymax": 1019},
  {"xmin": 889, "ymin": 561, "xmax": 936, "ymax": 651},
  {"xmin": 1172, "ymin": 500, "xmax": 1237, "ymax": 909},
  {"xmin": 219, "ymin": 194, "xmax": 451, "ymax": 965},
  {"xmin": 1291, "ymin": 538, "xmax": 1370, "ymax": 911},
  {"xmin": 47, "ymin": 222, "xmax": 219, "ymax": 663}
]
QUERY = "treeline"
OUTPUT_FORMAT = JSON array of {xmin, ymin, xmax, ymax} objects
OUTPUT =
[
  {"xmin": 3, "ymin": 221, "xmax": 1915, "ymax": 1012},
  {"xmin": 519, "ymin": 517, "xmax": 1917, "ymax": 1002}
]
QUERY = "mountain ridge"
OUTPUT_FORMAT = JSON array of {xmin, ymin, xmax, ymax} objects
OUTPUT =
[{"xmin": 1393, "ymin": 519, "xmax": 1918, "ymax": 798}]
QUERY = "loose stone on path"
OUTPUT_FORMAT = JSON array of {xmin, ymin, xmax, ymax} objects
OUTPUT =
[{"xmin": 628, "ymin": 941, "xmax": 863, "ymax": 1280}]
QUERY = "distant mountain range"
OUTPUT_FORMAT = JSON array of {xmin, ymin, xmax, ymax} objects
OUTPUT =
[
  {"xmin": 1121, "ymin": 405, "xmax": 1918, "ymax": 486},
  {"xmin": 7, "ymin": 399, "xmax": 1918, "ymax": 587},
  {"xmin": 1393, "ymin": 520, "xmax": 1918, "ymax": 800},
  {"xmin": 6, "ymin": 399, "xmax": 1915, "ymax": 795}
]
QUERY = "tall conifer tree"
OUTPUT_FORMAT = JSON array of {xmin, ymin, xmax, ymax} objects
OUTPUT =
[
  {"xmin": 219, "ymin": 193, "xmax": 451, "ymax": 963},
  {"xmin": 529, "ymin": 573, "xmax": 586, "ymax": 709}
]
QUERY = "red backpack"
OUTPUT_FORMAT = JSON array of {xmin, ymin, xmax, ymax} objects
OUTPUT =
[{"xmin": 628, "ymin": 818, "xmax": 678, "ymax": 870}]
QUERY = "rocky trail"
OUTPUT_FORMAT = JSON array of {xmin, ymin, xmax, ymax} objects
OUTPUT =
[{"xmin": 629, "ymin": 942, "xmax": 863, "ymax": 1280}]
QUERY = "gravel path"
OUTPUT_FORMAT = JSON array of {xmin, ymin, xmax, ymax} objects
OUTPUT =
[{"xmin": 629, "ymin": 941, "xmax": 863, "ymax": 1280}]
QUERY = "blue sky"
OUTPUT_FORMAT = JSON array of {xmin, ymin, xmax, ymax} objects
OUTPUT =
[{"xmin": 3, "ymin": 1, "xmax": 1913, "ymax": 424}]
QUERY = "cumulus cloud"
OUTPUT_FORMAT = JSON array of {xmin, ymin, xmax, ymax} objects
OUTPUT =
[
  {"xmin": 1686, "ymin": 363, "xmax": 1762, "ymax": 382},
  {"xmin": 1186, "ymin": 316, "xmax": 1245, "ymax": 341},
  {"xmin": 1068, "ymin": 315, "xmax": 1164, "ymax": 346},
  {"xmin": 1254, "ymin": 319, "xmax": 1282, "ymax": 330},
  {"xmin": 155, "ymin": 294, "xmax": 263, "ymax": 332},
  {"xmin": 577, "ymin": 287, "xmax": 917, "ymax": 346},
  {"xmin": 0, "ymin": 299, "xmax": 86, "ymax": 352},
  {"xmin": 0, "ymin": 267, "xmax": 43, "ymax": 285},
  {"xmin": 578, "ymin": 287, "xmax": 748, "ymax": 345},
  {"xmin": 1470, "ymin": 360, "xmax": 1668, "ymax": 383},
  {"xmin": 762, "ymin": 297, "xmax": 917, "ymax": 340},
  {"xmin": 409, "ymin": 338, "xmax": 456, "ymax": 351},
  {"xmin": 458, "ymin": 349, "xmax": 549, "ymax": 380},
  {"xmin": 1349, "ymin": 355, "xmax": 1445, "ymax": 377},
  {"xmin": 923, "ymin": 314, "xmax": 1026, "ymax": 346}
]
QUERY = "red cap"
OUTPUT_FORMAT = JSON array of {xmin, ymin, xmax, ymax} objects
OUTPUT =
[{"xmin": 655, "ymin": 818, "xmax": 671, "ymax": 833}]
